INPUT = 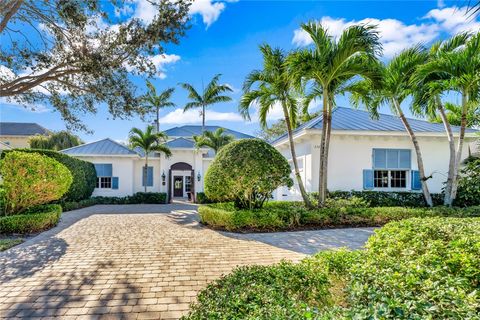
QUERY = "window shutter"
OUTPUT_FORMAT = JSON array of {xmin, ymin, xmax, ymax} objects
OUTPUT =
[
  {"xmin": 105, "ymin": 164, "xmax": 113, "ymax": 177},
  {"xmin": 363, "ymin": 169, "xmax": 374, "ymax": 190},
  {"xmin": 387, "ymin": 149, "xmax": 399, "ymax": 168},
  {"xmin": 373, "ymin": 149, "xmax": 387, "ymax": 169},
  {"xmin": 112, "ymin": 177, "xmax": 119, "ymax": 189},
  {"xmin": 411, "ymin": 170, "xmax": 421, "ymax": 190},
  {"xmin": 142, "ymin": 166, "xmax": 154, "ymax": 187},
  {"xmin": 94, "ymin": 164, "xmax": 103, "ymax": 176},
  {"xmin": 399, "ymin": 150, "xmax": 411, "ymax": 169},
  {"xmin": 94, "ymin": 164, "xmax": 113, "ymax": 177}
]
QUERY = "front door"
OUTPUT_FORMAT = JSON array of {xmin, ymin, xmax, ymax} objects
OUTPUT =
[{"xmin": 173, "ymin": 176, "xmax": 183, "ymax": 197}]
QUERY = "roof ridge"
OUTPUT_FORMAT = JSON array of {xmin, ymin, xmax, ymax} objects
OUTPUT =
[{"xmin": 60, "ymin": 138, "xmax": 137, "ymax": 155}]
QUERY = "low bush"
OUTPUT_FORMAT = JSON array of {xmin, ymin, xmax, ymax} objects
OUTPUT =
[
  {"xmin": 184, "ymin": 217, "xmax": 480, "ymax": 319},
  {"xmin": 199, "ymin": 200, "xmax": 480, "ymax": 231},
  {"xmin": 0, "ymin": 238, "xmax": 24, "ymax": 251},
  {"xmin": 455, "ymin": 157, "xmax": 480, "ymax": 207},
  {"xmin": 310, "ymin": 190, "xmax": 444, "ymax": 207},
  {"xmin": 59, "ymin": 192, "xmax": 168, "ymax": 211},
  {"xmin": 1, "ymin": 151, "xmax": 72, "ymax": 214},
  {"xmin": 195, "ymin": 192, "xmax": 211, "ymax": 204},
  {"xmin": 0, "ymin": 204, "xmax": 62, "ymax": 234},
  {"xmin": 1, "ymin": 149, "xmax": 96, "ymax": 202}
]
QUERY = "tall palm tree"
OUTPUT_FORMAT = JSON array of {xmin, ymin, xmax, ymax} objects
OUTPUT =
[
  {"xmin": 193, "ymin": 128, "xmax": 234, "ymax": 153},
  {"xmin": 141, "ymin": 80, "xmax": 176, "ymax": 132},
  {"xmin": 239, "ymin": 44, "xmax": 313, "ymax": 208},
  {"xmin": 179, "ymin": 74, "xmax": 233, "ymax": 132},
  {"xmin": 286, "ymin": 22, "xmax": 382, "ymax": 206},
  {"xmin": 350, "ymin": 46, "xmax": 434, "ymax": 206},
  {"xmin": 129, "ymin": 125, "xmax": 172, "ymax": 192},
  {"xmin": 414, "ymin": 32, "xmax": 480, "ymax": 204}
]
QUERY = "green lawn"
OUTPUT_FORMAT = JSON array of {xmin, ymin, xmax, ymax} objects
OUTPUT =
[{"xmin": 0, "ymin": 238, "xmax": 24, "ymax": 251}]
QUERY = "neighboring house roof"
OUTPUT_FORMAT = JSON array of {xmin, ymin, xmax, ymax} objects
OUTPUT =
[
  {"xmin": 165, "ymin": 137, "xmax": 196, "ymax": 149},
  {"xmin": 0, "ymin": 141, "xmax": 12, "ymax": 150},
  {"xmin": 0, "ymin": 122, "xmax": 49, "ymax": 136},
  {"xmin": 163, "ymin": 125, "xmax": 254, "ymax": 139},
  {"xmin": 272, "ymin": 107, "xmax": 478, "ymax": 144},
  {"xmin": 61, "ymin": 138, "xmax": 138, "ymax": 156}
]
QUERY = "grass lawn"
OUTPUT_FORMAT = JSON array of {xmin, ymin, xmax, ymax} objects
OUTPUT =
[{"xmin": 0, "ymin": 238, "xmax": 24, "ymax": 251}]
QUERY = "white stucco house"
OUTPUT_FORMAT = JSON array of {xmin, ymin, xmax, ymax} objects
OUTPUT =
[
  {"xmin": 272, "ymin": 107, "xmax": 478, "ymax": 201},
  {"xmin": 61, "ymin": 125, "xmax": 254, "ymax": 201}
]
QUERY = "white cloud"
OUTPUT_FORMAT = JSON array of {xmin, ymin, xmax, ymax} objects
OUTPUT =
[
  {"xmin": 123, "ymin": 53, "xmax": 180, "ymax": 78},
  {"xmin": 292, "ymin": 16, "xmax": 439, "ymax": 58},
  {"xmin": 425, "ymin": 6, "xmax": 480, "ymax": 34},
  {"xmin": 0, "ymin": 98, "xmax": 51, "ymax": 113},
  {"xmin": 132, "ymin": 0, "xmax": 227, "ymax": 27},
  {"xmin": 224, "ymin": 83, "xmax": 240, "ymax": 93},
  {"xmin": 159, "ymin": 108, "xmax": 243, "ymax": 124}
]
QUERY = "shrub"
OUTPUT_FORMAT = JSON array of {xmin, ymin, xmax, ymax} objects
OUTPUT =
[
  {"xmin": 1, "ymin": 151, "xmax": 72, "ymax": 214},
  {"xmin": 204, "ymin": 139, "xmax": 293, "ymax": 209},
  {"xmin": 184, "ymin": 261, "xmax": 331, "ymax": 319},
  {"xmin": 59, "ymin": 192, "xmax": 168, "ymax": 211},
  {"xmin": 455, "ymin": 157, "xmax": 480, "ymax": 207},
  {"xmin": 195, "ymin": 192, "xmax": 211, "ymax": 204},
  {"xmin": 0, "ymin": 204, "xmax": 62, "ymax": 234},
  {"xmin": 129, "ymin": 192, "xmax": 167, "ymax": 204},
  {"xmin": 1, "ymin": 149, "xmax": 96, "ymax": 201}
]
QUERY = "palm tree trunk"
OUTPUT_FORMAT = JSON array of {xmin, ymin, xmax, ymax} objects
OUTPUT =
[
  {"xmin": 318, "ymin": 88, "xmax": 328, "ymax": 207},
  {"xmin": 144, "ymin": 155, "xmax": 148, "ymax": 193},
  {"xmin": 393, "ymin": 99, "xmax": 433, "ymax": 207},
  {"xmin": 322, "ymin": 99, "xmax": 333, "ymax": 206},
  {"xmin": 437, "ymin": 99, "xmax": 455, "ymax": 206},
  {"xmin": 202, "ymin": 104, "xmax": 206, "ymax": 132},
  {"xmin": 282, "ymin": 102, "xmax": 313, "ymax": 208},
  {"xmin": 451, "ymin": 92, "xmax": 469, "ymax": 201},
  {"xmin": 156, "ymin": 106, "xmax": 160, "ymax": 133}
]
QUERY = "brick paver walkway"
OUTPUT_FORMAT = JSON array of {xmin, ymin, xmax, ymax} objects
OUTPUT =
[{"xmin": 0, "ymin": 204, "xmax": 306, "ymax": 319}]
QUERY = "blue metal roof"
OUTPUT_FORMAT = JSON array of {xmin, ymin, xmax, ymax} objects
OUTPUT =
[
  {"xmin": 165, "ymin": 137, "xmax": 196, "ymax": 149},
  {"xmin": 61, "ymin": 138, "xmax": 138, "ymax": 156},
  {"xmin": 0, "ymin": 122, "xmax": 49, "ymax": 136},
  {"xmin": 163, "ymin": 125, "xmax": 254, "ymax": 139},
  {"xmin": 272, "ymin": 107, "xmax": 478, "ymax": 144}
]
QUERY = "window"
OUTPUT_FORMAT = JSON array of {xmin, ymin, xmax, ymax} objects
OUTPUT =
[
  {"xmin": 185, "ymin": 176, "xmax": 192, "ymax": 192},
  {"xmin": 374, "ymin": 170, "xmax": 407, "ymax": 189},
  {"xmin": 142, "ymin": 166, "xmax": 153, "ymax": 187},
  {"xmin": 96, "ymin": 177, "xmax": 112, "ymax": 189}
]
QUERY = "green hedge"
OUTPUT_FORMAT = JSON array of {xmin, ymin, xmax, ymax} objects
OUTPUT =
[
  {"xmin": 199, "ymin": 201, "xmax": 480, "ymax": 232},
  {"xmin": 60, "ymin": 192, "xmax": 168, "ymax": 211},
  {"xmin": 1, "ymin": 149, "xmax": 96, "ymax": 202},
  {"xmin": 311, "ymin": 190, "xmax": 444, "ymax": 207},
  {"xmin": 0, "ymin": 204, "xmax": 62, "ymax": 234},
  {"xmin": 195, "ymin": 192, "xmax": 211, "ymax": 204},
  {"xmin": 184, "ymin": 217, "xmax": 480, "ymax": 319}
]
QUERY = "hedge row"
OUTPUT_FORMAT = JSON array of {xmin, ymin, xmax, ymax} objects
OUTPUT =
[
  {"xmin": 199, "ymin": 200, "xmax": 480, "ymax": 232},
  {"xmin": 0, "ymin": 204, "xmax": 62, "ymax": 234},
  {"xmin": 60, "ymin": 192, "xmax": 168, "ymax": 212},
  {"xmin": 1, "ymin": 149, "xmax": 96, "ymax": 202},
  {"xmin": 184, "ymin": 217, "xmax": 480, "ymax": 319}
]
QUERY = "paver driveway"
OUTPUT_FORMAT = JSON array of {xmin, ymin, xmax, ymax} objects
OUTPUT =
[{"xmin": 0, "ymin": 204, "xmax": 374, "ymax": 319}]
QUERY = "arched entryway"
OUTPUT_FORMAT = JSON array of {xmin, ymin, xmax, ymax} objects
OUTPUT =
[{"xmin": 168, "ymin": 162, "xmax": 195, "ymax": 202}]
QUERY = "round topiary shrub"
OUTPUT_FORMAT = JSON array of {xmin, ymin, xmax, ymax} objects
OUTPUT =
[
  {"xmin": 204, "ymin": 139, "xmax": 293, "ymax": 209},
  {"xmin": 0, "ymin": 151, "xmax": 73, "ymax": 214}
]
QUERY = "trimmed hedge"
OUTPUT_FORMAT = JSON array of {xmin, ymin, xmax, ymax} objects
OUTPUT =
[
  {"xmin": 0, "ymin": 204, "xmax": 62, "ymax": 234},
  {"xmin": 184, "ymin": 217, "xmax": 480, "ymax": 319},
  {"xmin": 60, "ymin": 192, "xmax": 168, "ymax": 211},
  {"xmin": 195, "ymin": 192, "xmax": 211, "ymax": 204},
  {"xmin": 311, "ymin": 190, "xmax": 444, "ymax": 207},
  {"xmin": 199, "ymin": 201, "xmax": 480, "ymax": 232},
  {"xmin": 1, "ymin": 149, "xmax": 96, "ymax": 202}
]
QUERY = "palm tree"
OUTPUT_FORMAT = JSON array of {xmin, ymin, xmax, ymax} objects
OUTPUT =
[
  {"xmin": 239, "ymin": 44, "xmax": 313, "ymax": 208},
  {"xmin": 129, "ymin": 125, "xmax": 172, "ymax": 192},
  {"xmin": 286, "ymin": 22, "xmax": 381, "ymax": 206},
  {"xmin": 193, "ymin": 128, "xmax": 234, "ymax": 153},
  {"xmin": 179, "ymin": 74, "xmax": 233, "ymax": 132},
  {"xmin": 414, "ymin": 32, "xmax": 480, "ymax": 204},
  {"xmin": 427, "ymin": 102, "xmax": 480, "ymax": 127},
  {"xmin": 350, "ymin": 46, "xmax": 434, "ymax": 206},
  {"xmin": 141, "ymin": 80, "xmax": 176, "ymax": 132}
]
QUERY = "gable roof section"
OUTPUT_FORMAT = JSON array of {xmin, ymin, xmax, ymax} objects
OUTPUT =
[
  {"xmin": 163, "ymin": 125, "xmax": 254, "ymax": 139},
  {"xmin": 0, "ymin": 122, "xmax": 49, "ymax": 136},
  {"xmin": 165, "ymin": 137, "xmax": 196, "ymax": 149},
  {"xmin": 61, "ymin": 138, "xmax": 138, "ymax": 156},
  {"xmin": 272, "ymin": 107, "xmax": 478, "ymax": 144}
]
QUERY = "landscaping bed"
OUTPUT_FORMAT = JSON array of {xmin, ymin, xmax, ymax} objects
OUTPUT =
[
  {"xmin": 184, "ymin": 217, "xmax": 480, "ymax": 319},
  {"xmin": 0, "ymin": 204, "xmax": 62, "ymax": 234},
  {"xmin": 198, "ymin": 200, "xmax": 480, "ymax": 232},
  {"xmin": 0, "ymin": 238, "xmax": 24, "ymax": 251}
]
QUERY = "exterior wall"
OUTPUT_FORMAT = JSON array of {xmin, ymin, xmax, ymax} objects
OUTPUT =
[
  {"xmin": 0, "ymin": 136, "xmax": 31, "ymax": 148},
  {"xmin": 275, "ymin": 132, "xmax": 472, "ymax": 200}
]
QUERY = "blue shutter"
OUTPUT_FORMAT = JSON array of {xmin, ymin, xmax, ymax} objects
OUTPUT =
[
  {"xmin": 104, "ymin": 164, "xmax": 112, "ymax": 177},
  {"xmin": 387, "ymin": 149, "xmax": 399, "ymax": 169},
  {"xmin": 399, "ymin": 150, "xmax": 411, "ymax": 169},
  {"xmin": 94, "ymin": 164, "xmax": 103, "ymax": 176},
  {"xmin": 142, "ymin": 166, "xmax": 154, "ymax": 187},
  {"xmin": 411, "ymin": 170, "xmax": 421, "ymax": 190},
  {"xmin": 94, "ymin": 164, "xmax": 113, "ymax": 177},
  {"xmin": 363, "ymin": 169, "xmax": 374, "ymax": 190},
  {"xmin": 112, "ymin": 177, "xmax": 119, "ymax": 189},
  {"xmin": 373, "ymin": 149, "xmax": 387, "ymax": 169}
]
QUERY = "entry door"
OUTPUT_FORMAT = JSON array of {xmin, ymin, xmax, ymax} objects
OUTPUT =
[{"xmin": 173, "ymin": 176, "xmax": 183, "ymax": 197}]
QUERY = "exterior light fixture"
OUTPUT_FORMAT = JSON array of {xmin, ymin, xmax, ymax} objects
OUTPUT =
[
  {"xmin": 162, "ymin": 171, "xmax": 166, "ymax": 185},
  {"xmin": 197, "ymin": 172, "xmax": 201, "ymax": 182}
]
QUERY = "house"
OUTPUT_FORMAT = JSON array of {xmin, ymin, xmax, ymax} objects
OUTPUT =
[
  {"xmin": 61, "ymin": 126, "xmax": 254, "ymax": 201},
  {"xmin": 0, "ymin": 122, "xmax": 49, "ymax": 148},
  {"xmin": 272, "ymin": 107, "xmax": 478, "ymax": 200}
]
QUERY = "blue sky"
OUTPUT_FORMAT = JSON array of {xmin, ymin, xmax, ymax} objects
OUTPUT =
[{"xmin": 1, "ymin": 0, "xmax": 479, "ymax": 142}]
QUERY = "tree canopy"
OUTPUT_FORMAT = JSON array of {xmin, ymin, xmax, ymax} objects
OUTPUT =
[
  {"xmin": 29, "ymin": 130, "xmax": 83, "ymax": 150},
  {"xmin": 0, "ymin": 0, "xmax": 191, "ymax": 131}
]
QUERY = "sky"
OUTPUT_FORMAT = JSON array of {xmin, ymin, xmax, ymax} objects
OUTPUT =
[{"xmin": 1, "ymin": 0, "xmax": 479, "ymax": 143}]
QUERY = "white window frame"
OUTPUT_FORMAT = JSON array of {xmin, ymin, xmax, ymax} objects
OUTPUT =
[
  {"xmin": 96, "ymin": 176, "xmax": 112, "ymax": 189},
  {"xmin": 373, "ymin": 169, "xmax": 409, "ymax": 190}
]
